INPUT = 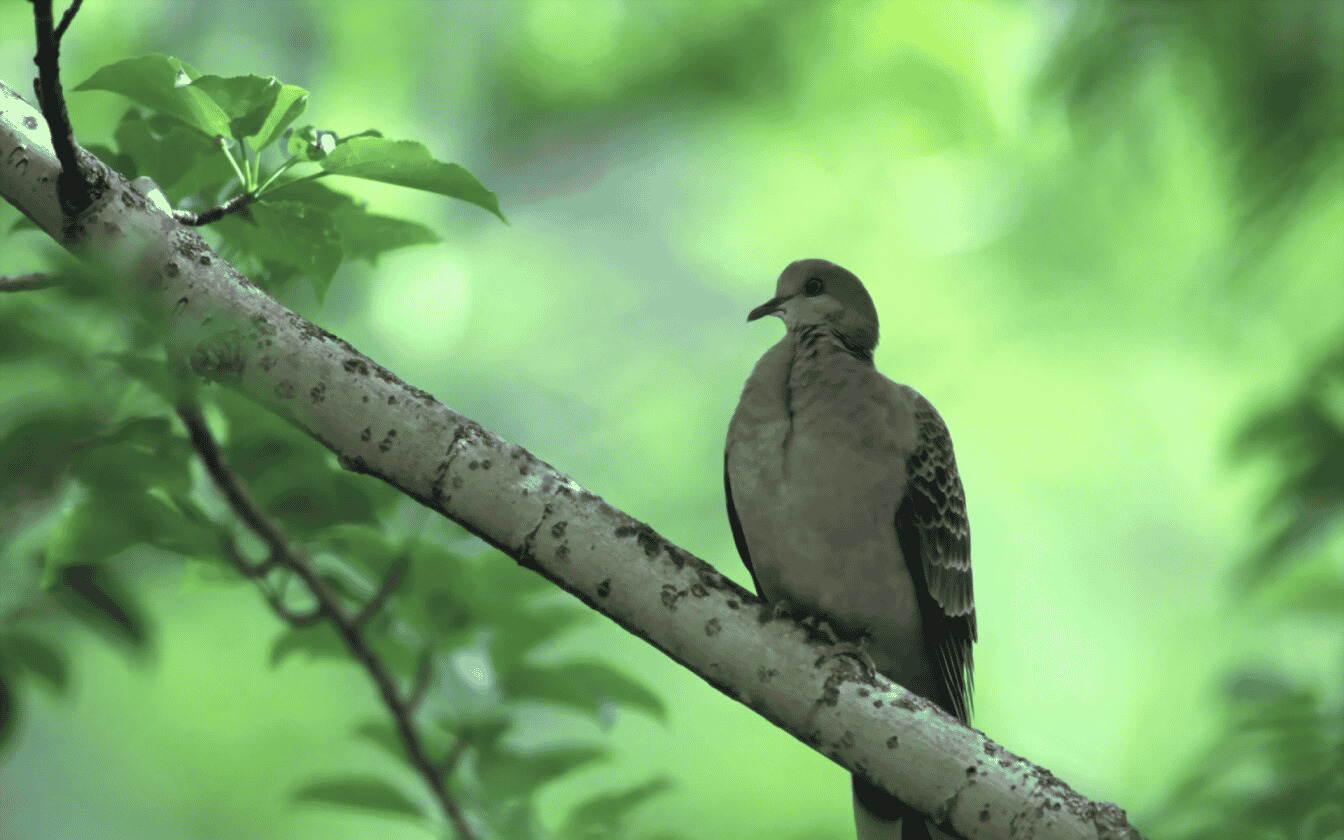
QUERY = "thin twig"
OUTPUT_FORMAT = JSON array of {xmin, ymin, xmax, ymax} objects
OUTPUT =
[
  {"xmin": 30, "ymin": 0, "xmax": 90, "ymax": 215},
  {"xmin": 354, "ymin": 557, "xmax": 408, "ymax": 627},
  {"xmin": 0, "ymin": 273, "xmax": 58, "ymax": 292},
  {"xmin": 407, "ymin": 647, "xmax": 434, "ymax": 711},
  {"xmin": 174, "ymin": 191, "xmax": 257, "ymax": 226},
  {"xmin": 53, "ymin": 0, "xmax": 83, "ymax": 42},
  {"xmin": 176, "ymin": 402, "xmax": 478, "ymax": 840},
  {"xmin": 438, "ymin": 737, "xmax": 470, "ymax": 780}
]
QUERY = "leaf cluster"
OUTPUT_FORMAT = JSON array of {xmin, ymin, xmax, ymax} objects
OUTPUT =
[{"xmin": 1, "ymin": 52, "xmax": 671, "ymax": 840}]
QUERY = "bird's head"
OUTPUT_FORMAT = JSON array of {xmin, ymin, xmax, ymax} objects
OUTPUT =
[{"xmin": 748, "ymin": 259, "xmax": 879, "ymax": 352}]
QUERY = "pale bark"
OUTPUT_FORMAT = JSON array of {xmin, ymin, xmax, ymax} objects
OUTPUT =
[{"xmin": 0, "ymin": 80, "xmax": 1143, "ymax": 840}]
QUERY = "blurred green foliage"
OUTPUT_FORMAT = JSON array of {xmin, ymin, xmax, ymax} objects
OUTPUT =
[{"xmin": 1, "ymin": 1, "xmax": 1342, "ymax": 839}]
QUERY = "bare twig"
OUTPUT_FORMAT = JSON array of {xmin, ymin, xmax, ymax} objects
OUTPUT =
[
  {"xmin": 52, "ymin": 0, "xmax": 83, "ymax": 42},
  {"xmin": 354, "ymin": 557, "xmax": 408, "ymax": 627},
  {"xmin": 407, "ymin": 647, "xmax": 434, "ymax": 712},
  {"xmin": 29, "ymin": 0, "xmax": 89, "ymax": 214},
  {"xmin": 176, "ymin": 402, "xmax": 478, "ymax": 840},
  {"xmin": 438, "ymin": 737, "xmax": 470, "ymax": 780},
  {"xmin": 173, "ymin": 191, "xmax": 257, "ymax": 226},
  {"xmin": 0, "ymin": 272, "xmax": 57, "ymax": 292}
]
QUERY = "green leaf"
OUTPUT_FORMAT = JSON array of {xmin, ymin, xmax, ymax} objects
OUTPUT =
[
  {"xmin": 353, "ymin": 719, "xmax": 405, "ymax": 762},
  {"xmin": 113, "ymin": 110, "xmax": 234, "ymax": 198},
  {"xmin": 559, "ymin": 777, "xmax": 672, "ymax": 840},
  {"xmin": 262, "ymin": 180, "xmax": 438, "ymax": 264},
  {"xmin": 269, "ymin": 623, "xmax": 345, "ymax": 668},
  {"xmin": 69, "ymin": 417, "xmax": 193, "ymax": 497},
  {"xmin": 286, "ymin": 125, "xmax": 337, "ymax": 161},
  {"xmin": 502, "ymin": 660, "xmax": 665, "ymax": 723},
  {"xmin": 218, "ymin": 200, "xmax": 342, "ymax": 300},
  {"xmin": 319, "ymin": 137, "xmax": 504, "ymax": 219},
  {"xmin": 0, "ymin": 676, "xmax": 16, "ymax": 752},
  {"xmin": 75, "ymin": 54, "xmax": 231, "ymax": 139},
  {"xmin": 0, "ymin": 631, "xmax": 69, "ymax": 695},
  {"xmin": 291, "ymin": 775, "xmax": 425, "ymax": 821},
  {"xmin": 49, "ymin": 565, "xmax": 151, "ymax": 652},
  {"xmin": 254, "ymin": 85, "xmax": 308, "ymax": 150},
  {"xmin": 477, "ymin": 744, "xmax": 607, "ymax": 801},
  {"xmin": 190, "ymin": 74, "xmax": 281, "ymax": 141}
]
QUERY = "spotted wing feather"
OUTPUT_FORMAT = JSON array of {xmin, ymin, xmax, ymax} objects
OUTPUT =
[{"xmin": 900, "ymin": 394, "xmax": 975, "ymax": 723}]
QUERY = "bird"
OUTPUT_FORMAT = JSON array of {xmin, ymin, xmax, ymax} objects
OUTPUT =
[{"xmin": 724, "ymin": 259, "xmax": 975, "ymax": 840}]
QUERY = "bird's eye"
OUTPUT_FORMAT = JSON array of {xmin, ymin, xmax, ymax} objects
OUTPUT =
[{"xmin": 803, "ymin": 277, "xmax": 824, "ymax": 296}]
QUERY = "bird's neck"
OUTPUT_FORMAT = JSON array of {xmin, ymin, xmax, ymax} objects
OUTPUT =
[{"xmin": 792, "ymin": 324, "xmax": 875, "ymax": 365}]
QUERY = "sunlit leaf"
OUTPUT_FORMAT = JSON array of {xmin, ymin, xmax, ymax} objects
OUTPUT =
[
  {"xmin": 75, "ymin": 54, "xmax": 231, "ymax": 139},
  {"xmin": 262, "ymin": 179, "xmax": 438, "ymax": 264},
  {"xmin": 291, "ymin": 775, "xmax": 425, "ymax": 820},
  {"xmin": 254, "ymin": 85, "xmax": 309, "ymax": 150},
  {"xmin": 319, "ymin": 137, "xmax": 504, "ymax": 220},
  {"xmin": 190, "ymin": 75, "xmax": 282, "ymax": 141},
  {"xmin": 218, "ymin": 201, "xmax": 342, "ymax": 300}
]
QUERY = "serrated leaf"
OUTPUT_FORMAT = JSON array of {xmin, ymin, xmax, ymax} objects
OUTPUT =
[
  {"xmin": 502, "ymin": 661, "xmax": 665, "ymax": 723},
  {"xmin": 75, "ymin": 54, "xmax": 231, "ymax": 139},
  {"xmin": 559, "ymin": 777, "xmax": 672, "ymax": 840},
  {"xmin": 269, "ymin": 623, "xmax": 344, "ymax": 668},
  {"xmin": 319, "ymin": 137, "xmax": 503, "ymax": 220},
  {"xmin": 477, "ymin": 744, "xmax": 607, "ymax": 801},
  {"xmin": 291, "ymin": 775, "xmax": 425, "ymax": 820},
  {"xmin": 0, "ymin": 631, "xmax": 69, "ymax": 695},
  {"xmin": 189, "ymin": 74, "xmax": 281, "ymax": 141}
]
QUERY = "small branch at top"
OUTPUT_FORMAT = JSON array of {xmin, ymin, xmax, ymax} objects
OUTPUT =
[
  {"xmin": 30, "ymin": 0, "xmax": 91, "ymax": 215},
  {"xmin": 53, "ymin": 0, "xmax": 84, "ymax": 42}
]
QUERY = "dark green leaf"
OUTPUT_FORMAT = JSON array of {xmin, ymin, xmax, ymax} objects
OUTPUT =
[
  {"xmin": 217, "ymin": 201, "xmax": 342, "ymax": 300},
  {"xmin": 502, "ymin": 660, "xmax": 665, "ymax": 723},
  {"xmin": 113, "ymin": 110, "xmax": 234, "ymax": 199},
  {"xmin": 476, "ymin": 744, "xmax": 607, "ymax": 801},
  {"xmin": 559, "ymin": 777, "xmax": 672, "ymax": 840},
  {"xmin": 75, "ymin": 54, "xmax": 231, "ymax": 138},
  {"xmin": 0, "ymin": 631, "xmax": 68, "ymax": 695},
  {"xmin": 69, "ymin": 417, "xmax": 193, "ymax": 497},
  {"xmin": 269, "ymin": 623, "xmax": 345, "ymax": 668},
  {"xmin": 261, "ymin": 179, "xmax": 438, "ymax": 264},
  {"xmin": 0, "ymin": 676, "xmax": 15, "ymax": 753},
  {"xmin": 50, "ymin": 565, "xmax": 150, "ymax": 651},
  {"xmin": 291, "ymin": 775, "xmax": 425, "ymax": 820},
  {"xmin": 353, "ymin": 719, "xmax": 405, "ymax": 762},
  {"xmin": 319, "ymin": 137, "xmax": 504, "ymax": 220},
  {"xmin": 190, "ymin": 75, "xmax": 281, "ymax": 141}
]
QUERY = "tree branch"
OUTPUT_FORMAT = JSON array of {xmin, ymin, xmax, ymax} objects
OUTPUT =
[
  {"xmin": 0, "ymin": 80, "xmax": 1145, "ymax": 840},
  {"xmin": 173, "ymin": 190, "xmax": 257, "ymax": 226},
  {"xmin": 29, "ymin": 0, "xmax": 91, "ymax": 215},
  {"xmin": 176, "ymin": 401, "xmax": 479, "ymax": 840}
]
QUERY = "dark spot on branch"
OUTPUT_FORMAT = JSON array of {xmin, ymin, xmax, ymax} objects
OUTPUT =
[
  {"xmin": 274, "ymin": 380, "xmax": 296, "ymax": 399},
  {"xmin": 705, "ymin": 617, "xmax": 721, "ymax": 636},
  {"xmin": 596, "ymin": 578, "xmax": 611, "ymax": 597},
  {"xmin": 360, "ymin": 427, "xmax": 372, "ymax": 442}
]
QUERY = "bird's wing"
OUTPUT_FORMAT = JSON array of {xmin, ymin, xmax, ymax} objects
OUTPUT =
[
  {"xmin": 724, "ymin": 453, "xmax": 764, "ymax": 597},
  {"xmin": 897, "ymin": 393, "xmax": 976, "ymax": 723}
]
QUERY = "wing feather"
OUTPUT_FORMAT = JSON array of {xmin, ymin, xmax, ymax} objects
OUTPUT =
[{"xmin": 899, "ymin": 395, "xmax": 976, "ymax": 723}]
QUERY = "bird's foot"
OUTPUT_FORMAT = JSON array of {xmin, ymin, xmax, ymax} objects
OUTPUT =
[{"xmin": 813, "ymin": 627, "xmax": 879, "ymax": 681}]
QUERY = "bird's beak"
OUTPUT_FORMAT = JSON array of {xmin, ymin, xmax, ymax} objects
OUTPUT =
[{"xmin": 748, "ymin": 296, "xmax": 788, "ymax": 322}]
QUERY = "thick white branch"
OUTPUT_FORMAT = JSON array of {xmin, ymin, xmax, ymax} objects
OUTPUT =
[{"xmin": 0, "ymin": 79, "xmax": 1143, "ymax": 840}]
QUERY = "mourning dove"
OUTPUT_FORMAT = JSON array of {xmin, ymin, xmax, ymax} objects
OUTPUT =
[{"xmin": 724, "ymin": 259, "xmax": 975, "ymax": 840}]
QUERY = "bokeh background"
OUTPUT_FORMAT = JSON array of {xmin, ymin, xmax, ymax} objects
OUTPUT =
[{"xmin": 1, "ymin": 1, "xmax": 1341, "ymax": 839}]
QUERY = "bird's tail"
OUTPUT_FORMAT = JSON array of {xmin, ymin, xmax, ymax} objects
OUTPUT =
[{"xmin": 852, "ymin": 777, "xmax": 956, "ymax": 840}]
